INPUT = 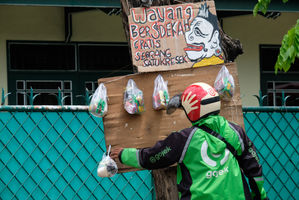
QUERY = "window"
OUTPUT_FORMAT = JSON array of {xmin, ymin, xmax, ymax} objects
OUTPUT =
[
  {"xmin": 7, "ymin": 41, "xmax": 133, "ymax": 105},
  {"xmin": 267, "ymin": 81, "xmax": 299, "ymax": 106},
  {"xmin": 78, "ymin": 44, "xmax": 131, "ymax": 71},
  {"xmin": 9, "ymin": 43, "xmax": 76, "ymax": 71},
  {"xmin": 16, "ymin": 80, "xmax": 72, "ymax": 105},
  {"xmin": 260, "ymin": 45, "xmax": 299, "ymax": 106},
  {"xmin": 85, "ymin": 81, "xmax": 99, "ymax": 91}
]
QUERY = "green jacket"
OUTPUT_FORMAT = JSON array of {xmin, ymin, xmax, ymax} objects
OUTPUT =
[{"xmin": 119, "ymin": 115, "xmax": 268, "ymax": 200}]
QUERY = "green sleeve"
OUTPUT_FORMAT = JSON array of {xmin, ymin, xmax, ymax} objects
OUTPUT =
[
  {"xmin": 120, "ymin": 148, "xmax": 142, "ymax": 169},
  {"xmin": 251, "ymin": 177, "xmax": 268, "ymax": 200}
]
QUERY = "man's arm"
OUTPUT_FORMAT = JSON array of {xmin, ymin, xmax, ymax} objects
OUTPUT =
[
  {"xmin": 111, "ymin": 128, "xmax": 194, "ymax": 170},
  {"xmin": 229, "ymin": 122, "xmax": 268, "ymax": 200}
]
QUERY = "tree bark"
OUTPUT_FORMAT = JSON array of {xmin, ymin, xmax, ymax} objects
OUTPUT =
[
  {"xmin": 119, "ymin": 0, "xmax": 243, "ymax": 199},
  {"xmin": 151, "ymin": 167, "xmax": 179, "ymax": 200},
  {"xmin": 219, "ymin": 25, "xmax": 244, "ymax": 62}
]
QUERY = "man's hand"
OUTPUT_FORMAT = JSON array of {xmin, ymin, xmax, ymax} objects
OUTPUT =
[{"xmin": 110, "ymin": 148, "xmax": 123, "ymax": 162}]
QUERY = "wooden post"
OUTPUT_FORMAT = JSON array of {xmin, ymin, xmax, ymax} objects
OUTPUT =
[
  {"xmin": 152, "ymin": 167, "xmax": 179, "ymax": 200},
  {"xmin": 119, "ymin": 0, "xmax": 244, "ymax": 199}
]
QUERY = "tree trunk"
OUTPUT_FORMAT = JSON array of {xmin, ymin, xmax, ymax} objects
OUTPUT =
[
  {"xmin": 152, "ymin": 167, "xmax": 179, "ymax": 200},
  {"xmin": 119, "ymin": 0, "xmax": 243, "ymax": 199}
]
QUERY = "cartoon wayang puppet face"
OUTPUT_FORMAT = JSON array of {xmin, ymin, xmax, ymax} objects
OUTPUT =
[{"xmin": 184, "ymin": 3, "xmax": 222, "ymax": 62}]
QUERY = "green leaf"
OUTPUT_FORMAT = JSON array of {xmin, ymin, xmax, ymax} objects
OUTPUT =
[
  {"xmin": 253, "ymin": 4, "xmax": 259, "ymax": 16},
  {"xmin": 260, "ymin": 2, "xmax": 268, "ymax": 14},
  {"xmin": 254, "ymin": 0, "xmax": 298, "ymax": 73},
  {"xmin": 280, "ymin": 47, "xmax": 288, "ymax": 62},
  {"xmin": 284, "ymin": 61, "xmax": 291, "ymax": 72},
  {"xmin": 253, "ymin": 0, "xmax": 271, "ymax": 16},
  {"xmin": 275, "ymin": 62, "xmax": 282, "ymax": 74},
  {"xmin": 275, "ymin": 21, "xmax": 299, "ymax": 72},
  {"xmin": 286, "ymin": 46, "xmax": 295, "ymax": 58}
]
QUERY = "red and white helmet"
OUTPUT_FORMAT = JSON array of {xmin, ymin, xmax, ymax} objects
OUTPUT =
[{"xmin": 181, "ymin": 82, "xmax": 220, "ymax": 122}]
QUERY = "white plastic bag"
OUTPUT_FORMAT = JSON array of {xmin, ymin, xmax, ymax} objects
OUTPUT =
[
  {"xmin": 97, "ymin": 145, "xmax": 118, "ymax": 178},
  {"xmin": 89, "ymin": 83, "xmax": 108, "ymax": 117},
  {"xmin": 124, "ymin": 79, "xmax": 145, "ymax": 114},
  {"xmin": 214, "ymin": 65, "xmax": 235, "ymax": 101},
  {"xmin": 152, "ymin": 74, "xmax": 169, "ymax": 110}
]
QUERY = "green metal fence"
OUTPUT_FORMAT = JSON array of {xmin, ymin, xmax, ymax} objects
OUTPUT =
[
  {"xmin": 0, "ymin": 106, "xmax": 154, "ymax": 200},
  {"xmin": 0, "ymin": 106, "xmax": 298, "ymax": 200},
  {"xmin": 243, "ymin": 107, "xmax": 299, "ymax": 200}
]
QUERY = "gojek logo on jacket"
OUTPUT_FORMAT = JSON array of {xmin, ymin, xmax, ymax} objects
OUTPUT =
[
  {"xmin": 201, "ymin": 140, "xmax": 230, "ymax": 179},
  {"xmin": 149, "ymin": 146, "xmax": 171, "ymax": 163}
]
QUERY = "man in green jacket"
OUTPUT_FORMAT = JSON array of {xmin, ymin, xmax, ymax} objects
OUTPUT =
[{"xmin": 111, "ymin": 82, "xmax": 268, "ymax": 200}]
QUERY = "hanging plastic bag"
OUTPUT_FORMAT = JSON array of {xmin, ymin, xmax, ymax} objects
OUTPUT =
[
  {"xmin": 89, "ymin": 83, "xmax": 108, "ymax": 117},
  {"xmin": 214, "ymin": 65, "xmax": 235, "ymax": 101},
  {"xmin": 97, "ymin": 145, "xmax": 118, "ymax": 178},
  {"xmin": 124, "ymin": 79, "xmax": 145, "ymax": 114},
  {"xmin": 152, "ymin": 74, "xmax": 169, "ymax": 110}
]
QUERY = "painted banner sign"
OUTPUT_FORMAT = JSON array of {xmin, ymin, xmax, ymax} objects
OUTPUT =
[{"xmin": 128, "ymin": 1, "xmax": 224, "ymax": 72}]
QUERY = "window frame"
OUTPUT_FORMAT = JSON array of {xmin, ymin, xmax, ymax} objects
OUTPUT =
[
  {"xmin": 7, "ymin": 40, "xmax": 133, "ymax": 105},
  {"xmin": 15, "ymin": 80, "xmax": 73, "ymax": 105},
  {"xmin": 77, "ymin": 42, "xmax": 132, "ymax": 72},
  {"xmin": 7, "ymin": 40, "xmax": 78, "ymax": 72},
  {"xmin": 259, "ymin": 44, "xmax": 299, "ymax": 106}
]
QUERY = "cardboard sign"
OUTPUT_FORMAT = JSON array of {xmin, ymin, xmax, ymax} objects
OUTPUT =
[
  {"xmin": 129, "ymin": 1, "xmax": 224, "ymax": 72},
  {"xmin": 98, "ymin": 63, "xmax": 243, "ymax": 172}
]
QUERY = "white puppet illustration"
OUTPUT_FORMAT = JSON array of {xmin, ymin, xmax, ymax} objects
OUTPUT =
[{"xmin": 184, "ymin": 3, "xmax": 224, "ymax": 68}]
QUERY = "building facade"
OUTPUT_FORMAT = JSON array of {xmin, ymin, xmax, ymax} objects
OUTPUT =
[{"xmin": 0, "ymin": 1, "xmax": 298, "ymax": 106}]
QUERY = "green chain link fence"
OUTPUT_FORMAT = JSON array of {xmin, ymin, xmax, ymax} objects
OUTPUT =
[
  {"xmin": 0, "ymin": 106, "xmax": 154, "ymax": 200},
  {"xmin": 243, "ymin": 107, "xmax": 299, "ymax": 200},
  {"xmin": 0, "ymin": 106, "xmax": 298, "ymax": 200}
]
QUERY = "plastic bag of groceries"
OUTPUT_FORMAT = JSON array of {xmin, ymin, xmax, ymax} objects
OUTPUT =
[
  {"xmin": 124, "ymin": 79, "xmax": 145, "ymax": 114},
  {"xmin": 97, "ymin": 145, "xmax": 118, "ymax": 178},
  {"xmin": 152, "ymin": 74, "xmax": 169, "ymax": 110},
  {"xmin": 214, "ymin": 65, "xmax": 235, "ymax": 101},
  {"xmin": 89, "ymin": 83, "xmax": 108, "ymax": 117}
]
